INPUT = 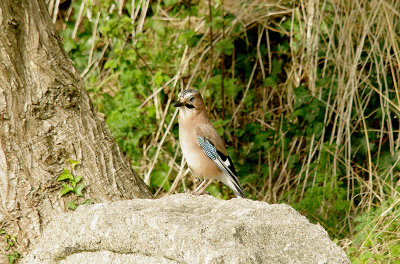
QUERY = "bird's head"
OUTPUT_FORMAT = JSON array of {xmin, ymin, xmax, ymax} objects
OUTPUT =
[
  {"xmin": 174, "ymin": 89, "xmax": 204, "ymax": 110},
  {"xmin": 174, "ymin": 89, "xmax": 206, "ymax": 120}
]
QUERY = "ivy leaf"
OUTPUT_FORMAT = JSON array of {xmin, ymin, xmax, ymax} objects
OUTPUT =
[
  {"xmin": 6, "ymin": 251, "xmax": 20, "ymax": 264},
  {"xmin": 73, "ymin": 182, "xmax": 86, "ymax": 197},
  {"xmin": 72, "ymin": 175, "xmax": 83, "ymax": 186},
  {"xmin": 66, "ymin": 200, "xmax": 78, "ymax": 211},
  {"xmin": 69, "ymin": 159, "xmax": 80, "ymax": 171},
  {"xmin": 57, "ymin": 168, "xmax": 73, "ymax": 181},
  {"xmin": 60, "ymin": 183, "xmax": 74, "ymax": 197},
  {"xmin": 82, "ymin": 199, "xmax": 92, "ymax": 205}
]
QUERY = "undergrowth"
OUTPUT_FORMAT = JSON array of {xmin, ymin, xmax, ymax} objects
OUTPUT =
[{"xmin": 49, "ymin": 0, "xmax": 400, "ymax": 262}]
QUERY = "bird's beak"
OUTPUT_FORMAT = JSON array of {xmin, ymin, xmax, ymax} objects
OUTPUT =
[{"xmin": 173, "ymin": 100, "xmax": 184, "ymax": 107}]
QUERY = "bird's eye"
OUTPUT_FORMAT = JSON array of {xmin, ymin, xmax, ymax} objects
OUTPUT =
[{"xmin": 189, "ymin": 97, "xmax": 195, "ymax": 102}]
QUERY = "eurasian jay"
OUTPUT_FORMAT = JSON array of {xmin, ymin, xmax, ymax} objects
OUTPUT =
[{"xmin": 173, "ymin": 89, "xmax": 245, "ymax": 198}]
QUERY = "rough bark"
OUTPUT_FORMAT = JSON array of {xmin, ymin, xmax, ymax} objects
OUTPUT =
[{"xmin": 0, "ymin": 0, "xmax": 151, "ymax": 259}]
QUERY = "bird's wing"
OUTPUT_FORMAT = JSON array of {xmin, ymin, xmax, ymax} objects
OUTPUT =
[{"xmin": 197, "ymin": 135, "xmax": 244, "ymax": 198}]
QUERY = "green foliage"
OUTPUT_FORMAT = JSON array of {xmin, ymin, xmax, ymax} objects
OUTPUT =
[
  {"xmin": 57, "ymin": 0, "xmax": 400, "ymax": 260},
  {"xmin": 66, "ymin": 199, "xmax": 92, "ymax": 211},
  {"xmin": 57, "ymin": 159, "xmax": 89, "ymax": 210},
  {"xmin": 150, "ymin": 163, "xmax": 171, "ymax": 192},
  {"xmin": 57, "ymin": 160, "xmax": 85, "ymax": 197},
  {"xmin": 0, "ymin": 229, "xmax": 20, "ymax": 264},
  {"xmin": 347, "ymin": 198, "xmax": 400, "ymax": 263},
  {"xmin": 5, "ymin": 252, "xmax": 19, "ymax": 264},
  {"xmin": 215, "ymin": 39, "xmax": 235, "ymax": 56},
  {"xmin": 0, "ymin": 230, "xmax": 16, "ymax": 251}
]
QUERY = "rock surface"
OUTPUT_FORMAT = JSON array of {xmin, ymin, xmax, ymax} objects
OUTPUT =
[{"xmin": 22, "ymin": 194, "xmax": 350, "ymax": 264}]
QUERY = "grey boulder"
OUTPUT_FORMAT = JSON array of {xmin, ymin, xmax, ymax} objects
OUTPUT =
[{"xmin": 22, "ymin": 194, "xmax": 350, "ymax": 264}]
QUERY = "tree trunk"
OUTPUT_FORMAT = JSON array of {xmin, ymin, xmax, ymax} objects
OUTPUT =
[{"xmin": 0, "ymin": 0, "xmax": 151, "ymax": 259}]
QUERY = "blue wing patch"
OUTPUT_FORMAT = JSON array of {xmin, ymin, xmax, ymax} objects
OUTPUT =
[
  {"xmin": 197, "ymin": 136, "xmax": 244, "ymax": 197},
  {"xmin": 197, "ymin": 136, "xmax": 218, "ymax": 160}
]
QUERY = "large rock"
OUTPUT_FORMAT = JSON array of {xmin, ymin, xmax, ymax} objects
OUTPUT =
[{"xmin": 22, "ymin": 194, "xmax": 350, "ymax": 264}]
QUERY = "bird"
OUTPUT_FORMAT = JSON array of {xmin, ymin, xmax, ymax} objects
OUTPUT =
[{"xmin": 173, "ymin": 89, "xmax": 245, "ymax": 198}]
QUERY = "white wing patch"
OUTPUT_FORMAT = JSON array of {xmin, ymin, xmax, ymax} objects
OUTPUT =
[{"xmin": 222, "ymin": 158, "xmax": 231, "ymax": 167}]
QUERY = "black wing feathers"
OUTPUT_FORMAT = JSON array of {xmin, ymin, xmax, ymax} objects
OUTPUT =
[{"xmin": 197, "ymin": 136, "xmax": 244, "ymax": 197}]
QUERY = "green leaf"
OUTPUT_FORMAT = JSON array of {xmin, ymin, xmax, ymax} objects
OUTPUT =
[
  {"xmin": 293, "ymin": 86, "xmax": 311, "ymax": 108},
  {"xmin": 154, "ymin": 71, "xmax": 164, "ymax": 86},
  {"xmin": 66, "ymin": 200, "xmax": 78, "ymax": 210},
  {"xmin": 372, "ymin": 253, "xmax": 384, "ymax": 260},
  {"xmin": 153, "ymin": 20, "xmax": 165, "ymax": 36},
  {"xmin": 206, "ymin": 184, "xmax": 223, "ymax": 199},
  {"xmin": 215, "ymin": 40, "xmax": 234, "ymax": 56},
  {"xmin": 163, "ymin": 0, "xmax": 178, "ymax": 7},
  {"xmin": 288, "ymin": 154, "xmax": 299, "ymax": 169},
  {"xmin": 240, "ymin": 173, "xmax": 258, "ymax": 184},
  {"xmin": 60, "ymin": 183, "xmax": 74, "ymax": 197},
  {"xmin": 304, "ymin": 107, "xmax": 318, "ymax": 122},
  {"xmin": 104, "ymin": 59, "xmax": 118, "ymax": 70},
  {"xmin": 263, "ymin": 77, "xmax": 276, "ymax": 87},
  {"xmin": 291, "ymin": 108, "xmax": 306, "ymax": 119},
  {"xmin": 150, "ymin": 167, "xmax": 170, "ymax": 191},
  {"xmin": 312, "ymin": 122, "xmax": 324, "ymax": 136},
  {"xmin": 334, "ymin": 200, "xmax": 350, "ymax": 211},
  {"xmin": 6, "ymin": 251, "xmax": 20, "ymax": 264},
  {"xmin": 73, "ymin": 175, "xmax": 83, "ymax": 185},
  {"xmin": 57, "ymin": 168, "xmax": 74, "ymax": 181},
  {"xmin": 82, "ymin": 199, "xmax": 92, "ymax": 205},
  {"xmin": 178, "ymin": 30, "xmax": 201, "ymax": 47},
  {"xmin": 69, "ymin": 159, "xmax": 80, "ymax": 170},
  {"xmin": 225, "ymin": 78, "xmax": 239, "ymax": 97},
  {"xmin": 390, "ymin": 245, "xmax": 400, "ymax": 257},
  {"xmin": 212, "ymin": 119, "xmax": 230, "ymax": 135},
  {"xmin": 254, "ymin": 133, "xmax": 268, "ymax": 150},
  {"xmin": 6, "ymin": 235, "xmax": 16, "ymax": 250},
  {"xmin": 360, "ymin": 251, "xmax": 373, "ymax": 261},
  {"xmin": 73, "ymin": 182, "xmax": 86, "ymax": 197},
  {"xmin": 271, "ymin": 58, "xmax": 283, "ymax": 76},
  {"xmin": 63, "ymin": 39, "xmax": 77, "ymax": 53}
]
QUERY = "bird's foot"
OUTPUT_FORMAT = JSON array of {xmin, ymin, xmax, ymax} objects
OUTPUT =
[
  {"xmin": 190, "ymin": 190, "xmax": 210, "ymax": 196},
  {"xmin": 191, "ymin": 179, "xmax": 214, "ymax": 196}
]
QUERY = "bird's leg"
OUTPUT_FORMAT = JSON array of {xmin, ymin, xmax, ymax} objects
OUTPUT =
[
  {"xmin": 192, "ymin": 179, "xmax": 214, "ymax": 195},
  {"xmin": 192, "ymin": 179, "xmax": 207, "ymax": 193}
]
